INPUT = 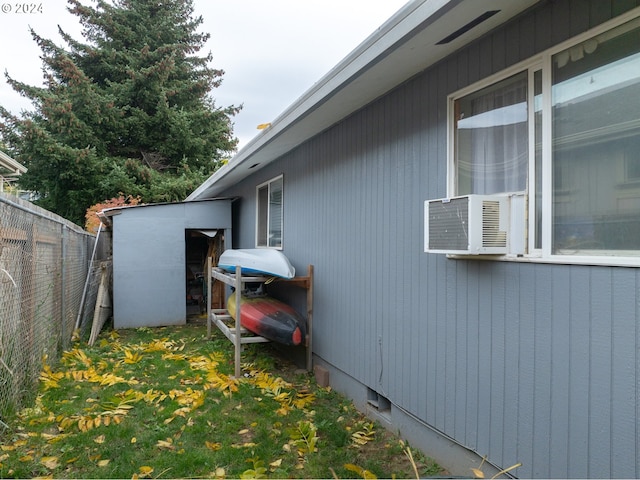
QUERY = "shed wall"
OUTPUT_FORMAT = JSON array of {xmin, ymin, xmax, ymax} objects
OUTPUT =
[
  {"xmin": 218, "ymin": 1, "xmax": 640, "ymax": 477},
  {"xmin": 112, "ymin": 201, "xmax": 231, "ymax": 328}
]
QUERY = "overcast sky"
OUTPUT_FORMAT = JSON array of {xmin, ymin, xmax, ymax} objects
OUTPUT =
[{"xmin": 0, "ymin": 0, "xmax": 408, "ymax": 151}]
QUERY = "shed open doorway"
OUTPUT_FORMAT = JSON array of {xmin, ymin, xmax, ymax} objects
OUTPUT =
[{"xmin": 185, "ymin": 229, "xmax": 225, "ymax": 317}]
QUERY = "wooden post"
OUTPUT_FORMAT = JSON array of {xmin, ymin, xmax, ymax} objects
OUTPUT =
[
  {"xmin": 206, "ymin": 256, "xmax": 212, "ymax": 338},
  {"xmin": 306, "ymin": 265, "xmax": 314, "ymax": 372},
  {"xmin": 234, "ymin": 265, "xmax": 242, "ymax": 378}
]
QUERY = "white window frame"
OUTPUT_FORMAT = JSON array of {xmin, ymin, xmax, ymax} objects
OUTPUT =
[
  {"xmin": 446, "ymin": 7, "xmax": 640, "ymax": 267},
  {"xmin": 255, "ymin": 174, "xmax": 284, "ymax": 249}
]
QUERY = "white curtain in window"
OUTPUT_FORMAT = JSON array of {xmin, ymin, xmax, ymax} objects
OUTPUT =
[
  {"xmin": 456, "ymin": 72, "xmax": 528, "ymax": 195},
  {"xmin": 268, "ymin": 177, "xmax": 283, "ymax": 248}
]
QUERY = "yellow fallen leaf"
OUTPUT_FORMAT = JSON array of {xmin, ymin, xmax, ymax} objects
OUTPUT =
[
  {"xmin": 238, "ymin": 429, "xmax": 249, "ymax": 435},
  {"xmin": 344, "ymin": 464, "xmax": 376, "ymax": 478},
  {"xmin": 270, "ymin": 459, "xmax": 283, "ymax": 468},
  {"xmin": 123, "ymin": 349, "xmax": 143, "ymax": 364},
  {"xmin": 156, "ymin": 438, "xmax": 174, "ymax": 450},
  {"xmin": 41, "ymin": 456, "xmax": 59, "ymax": 469},
  {"xmin": 214, "ymin": 467, "xmax": 226, "ymax": 478},
  {"xmin": 471, "ymin": 468, "xmax": 485, "ymax": 478},
  {"xmin": 139, "ymin": 466, "xmax": 154, "ymax": 476},
  {"xmin": 205, "ymin": 441, "xmax": 222, "ymax": 451},
  {"xmin": 98, "ymin": 459, "xmax": 110, "ymax": 467},
  {"xmin": 19, "ymin": 455, "xmax": 34, "ymax": 462},
  {"xmin": 173, "ymin": 406, "xmax": 191, "ymax": 417},
  {"xmin": 94, "ymin": 434, "xmax": 106, "ymax": 444},
  {"xmin": 78, "ymin": 417, "xmax": 89, "ymax": 432},
  {"xmin": 131, "ymin": 437, "xmax": 137, "ymax": 443}
]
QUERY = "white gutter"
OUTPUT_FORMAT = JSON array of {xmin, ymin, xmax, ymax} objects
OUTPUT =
[{"xmin": 0, "ymin": 150, "xmax": 27, "ymax": 174}]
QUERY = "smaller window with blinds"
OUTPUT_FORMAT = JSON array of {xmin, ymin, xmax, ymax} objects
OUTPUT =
[{"xmin": 256, "ymin": 175, "xmax": 283, "ymax": 249}]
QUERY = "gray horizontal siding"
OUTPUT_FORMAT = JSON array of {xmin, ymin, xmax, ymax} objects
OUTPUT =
[{"xmin": 220, "ymin": 0, "xmax": 640, "ymax": 477}]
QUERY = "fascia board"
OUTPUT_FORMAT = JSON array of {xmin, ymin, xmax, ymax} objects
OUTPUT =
[{"xmin": 0, "ymin": 150, "xmax": 27, "ymax": 174}]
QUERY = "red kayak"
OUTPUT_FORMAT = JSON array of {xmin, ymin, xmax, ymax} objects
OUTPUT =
[{"xmin": 227, "ymin": 293, "xmax": 306, "ymax": 346}]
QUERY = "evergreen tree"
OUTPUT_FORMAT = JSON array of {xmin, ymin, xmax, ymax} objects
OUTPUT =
[{"xmin": 0, "ymin": 0, "xmax": 240, "ymax": 225}]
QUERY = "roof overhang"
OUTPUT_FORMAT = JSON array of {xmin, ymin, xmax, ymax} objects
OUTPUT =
[
  {"xmin": 0, "ymin": 150, "xmax": 27, "ymax": 175},
  {"xmin": 187, "ymin": 0, "xmax": 540, "ymax": 200}
]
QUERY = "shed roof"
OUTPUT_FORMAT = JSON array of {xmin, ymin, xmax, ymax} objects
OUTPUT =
[
  {"xmin": 187, "ymin": 0, "xmax": 539, "ymax": 201},
  {"xmin": 98, "ymin": 197, "xmax": 233, "ymax": 226}
]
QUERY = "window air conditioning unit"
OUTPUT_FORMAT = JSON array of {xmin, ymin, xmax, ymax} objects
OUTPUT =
[{"xmin": 424, "ymin": 194, "xmax": 509, "ymax": 254}]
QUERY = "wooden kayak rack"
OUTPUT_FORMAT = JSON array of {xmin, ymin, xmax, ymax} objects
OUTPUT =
[{"xmin": 206, "ymin": 258, "xmax": 314, "ymax": 378}]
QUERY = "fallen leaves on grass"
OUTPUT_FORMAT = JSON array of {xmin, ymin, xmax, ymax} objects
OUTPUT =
[
  {"xmin": 156, "ymin": 438, "xmax": 175, "ymax": 450},
  {"xmin": 205, "ymin": 441, "xmax": 222, "ymax": 451},
  {"xmin": 206, "ymin": 371, "xmax": 239, "ymax": 396},
  {"xmin": 287, "ymin": 420, "xmax": 318, "ymax": 455},
  {"xmin": 131, "ymin": 465, "xmax": 155, "ymax": 479},
  {"xmin": 351, "ymin": 421, "xmax": 376, "ymax": 447},
  {"xmin": 40, "ymin": 456, "xmax": 59, "ymax": 469},
  {"xmin": 39, "ymin": 365, "xmax": 65, "ymax": 390},
  {"xmin": 3, "ymin": 327, "xmax": 442, "ymax": 479},
  {"xmin": 344, "ymin": 463, "xmax": 377, "ymax": 479},
  {"xmin": 123, "ymin": 348, "xmax": 144, "ymax": 364}
]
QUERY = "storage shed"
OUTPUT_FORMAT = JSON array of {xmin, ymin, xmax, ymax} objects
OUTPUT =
[{"xmin": 101, "ymin": 199, "xmax": 232, "ymax": 328}]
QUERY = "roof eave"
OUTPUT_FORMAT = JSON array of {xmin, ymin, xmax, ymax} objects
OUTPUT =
[
  {"xmin": 187, "ymin": 0, "xmax": 539, "ymax": 201},
  {"xmin": 0, "ymin": 150, "xmax": 27, "ymax": 175}
]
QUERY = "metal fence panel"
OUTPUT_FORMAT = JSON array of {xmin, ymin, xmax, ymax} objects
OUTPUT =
[{"xmin": 0, "ymin": 192, "xmax": 103, "ymax": 419}]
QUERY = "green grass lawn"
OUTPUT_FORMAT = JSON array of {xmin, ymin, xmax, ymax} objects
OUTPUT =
[{"xmin": 0, "ymin": 323, "xmax": 444, "ymax": 479}]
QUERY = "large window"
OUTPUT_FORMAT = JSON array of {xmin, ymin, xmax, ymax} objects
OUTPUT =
[
  {"xmin": 551, "ymin": 18, "xmax": 640, "ymax": 255},
  {"xmin": 256, "ymin": 175, "xmax": 283, "ymax": 249},
  {"xmin": 448, "ymin": 12, "xmax": 640, "ymax": 264}
]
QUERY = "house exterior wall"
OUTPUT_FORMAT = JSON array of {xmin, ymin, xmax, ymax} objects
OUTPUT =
[
  {"xmin": 112, "ymin": 200, "xmax": 231, "ymax": 328},
  {"xmin": 215, "ymin": 1, "xmax": 639, "ymax": 477}
]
